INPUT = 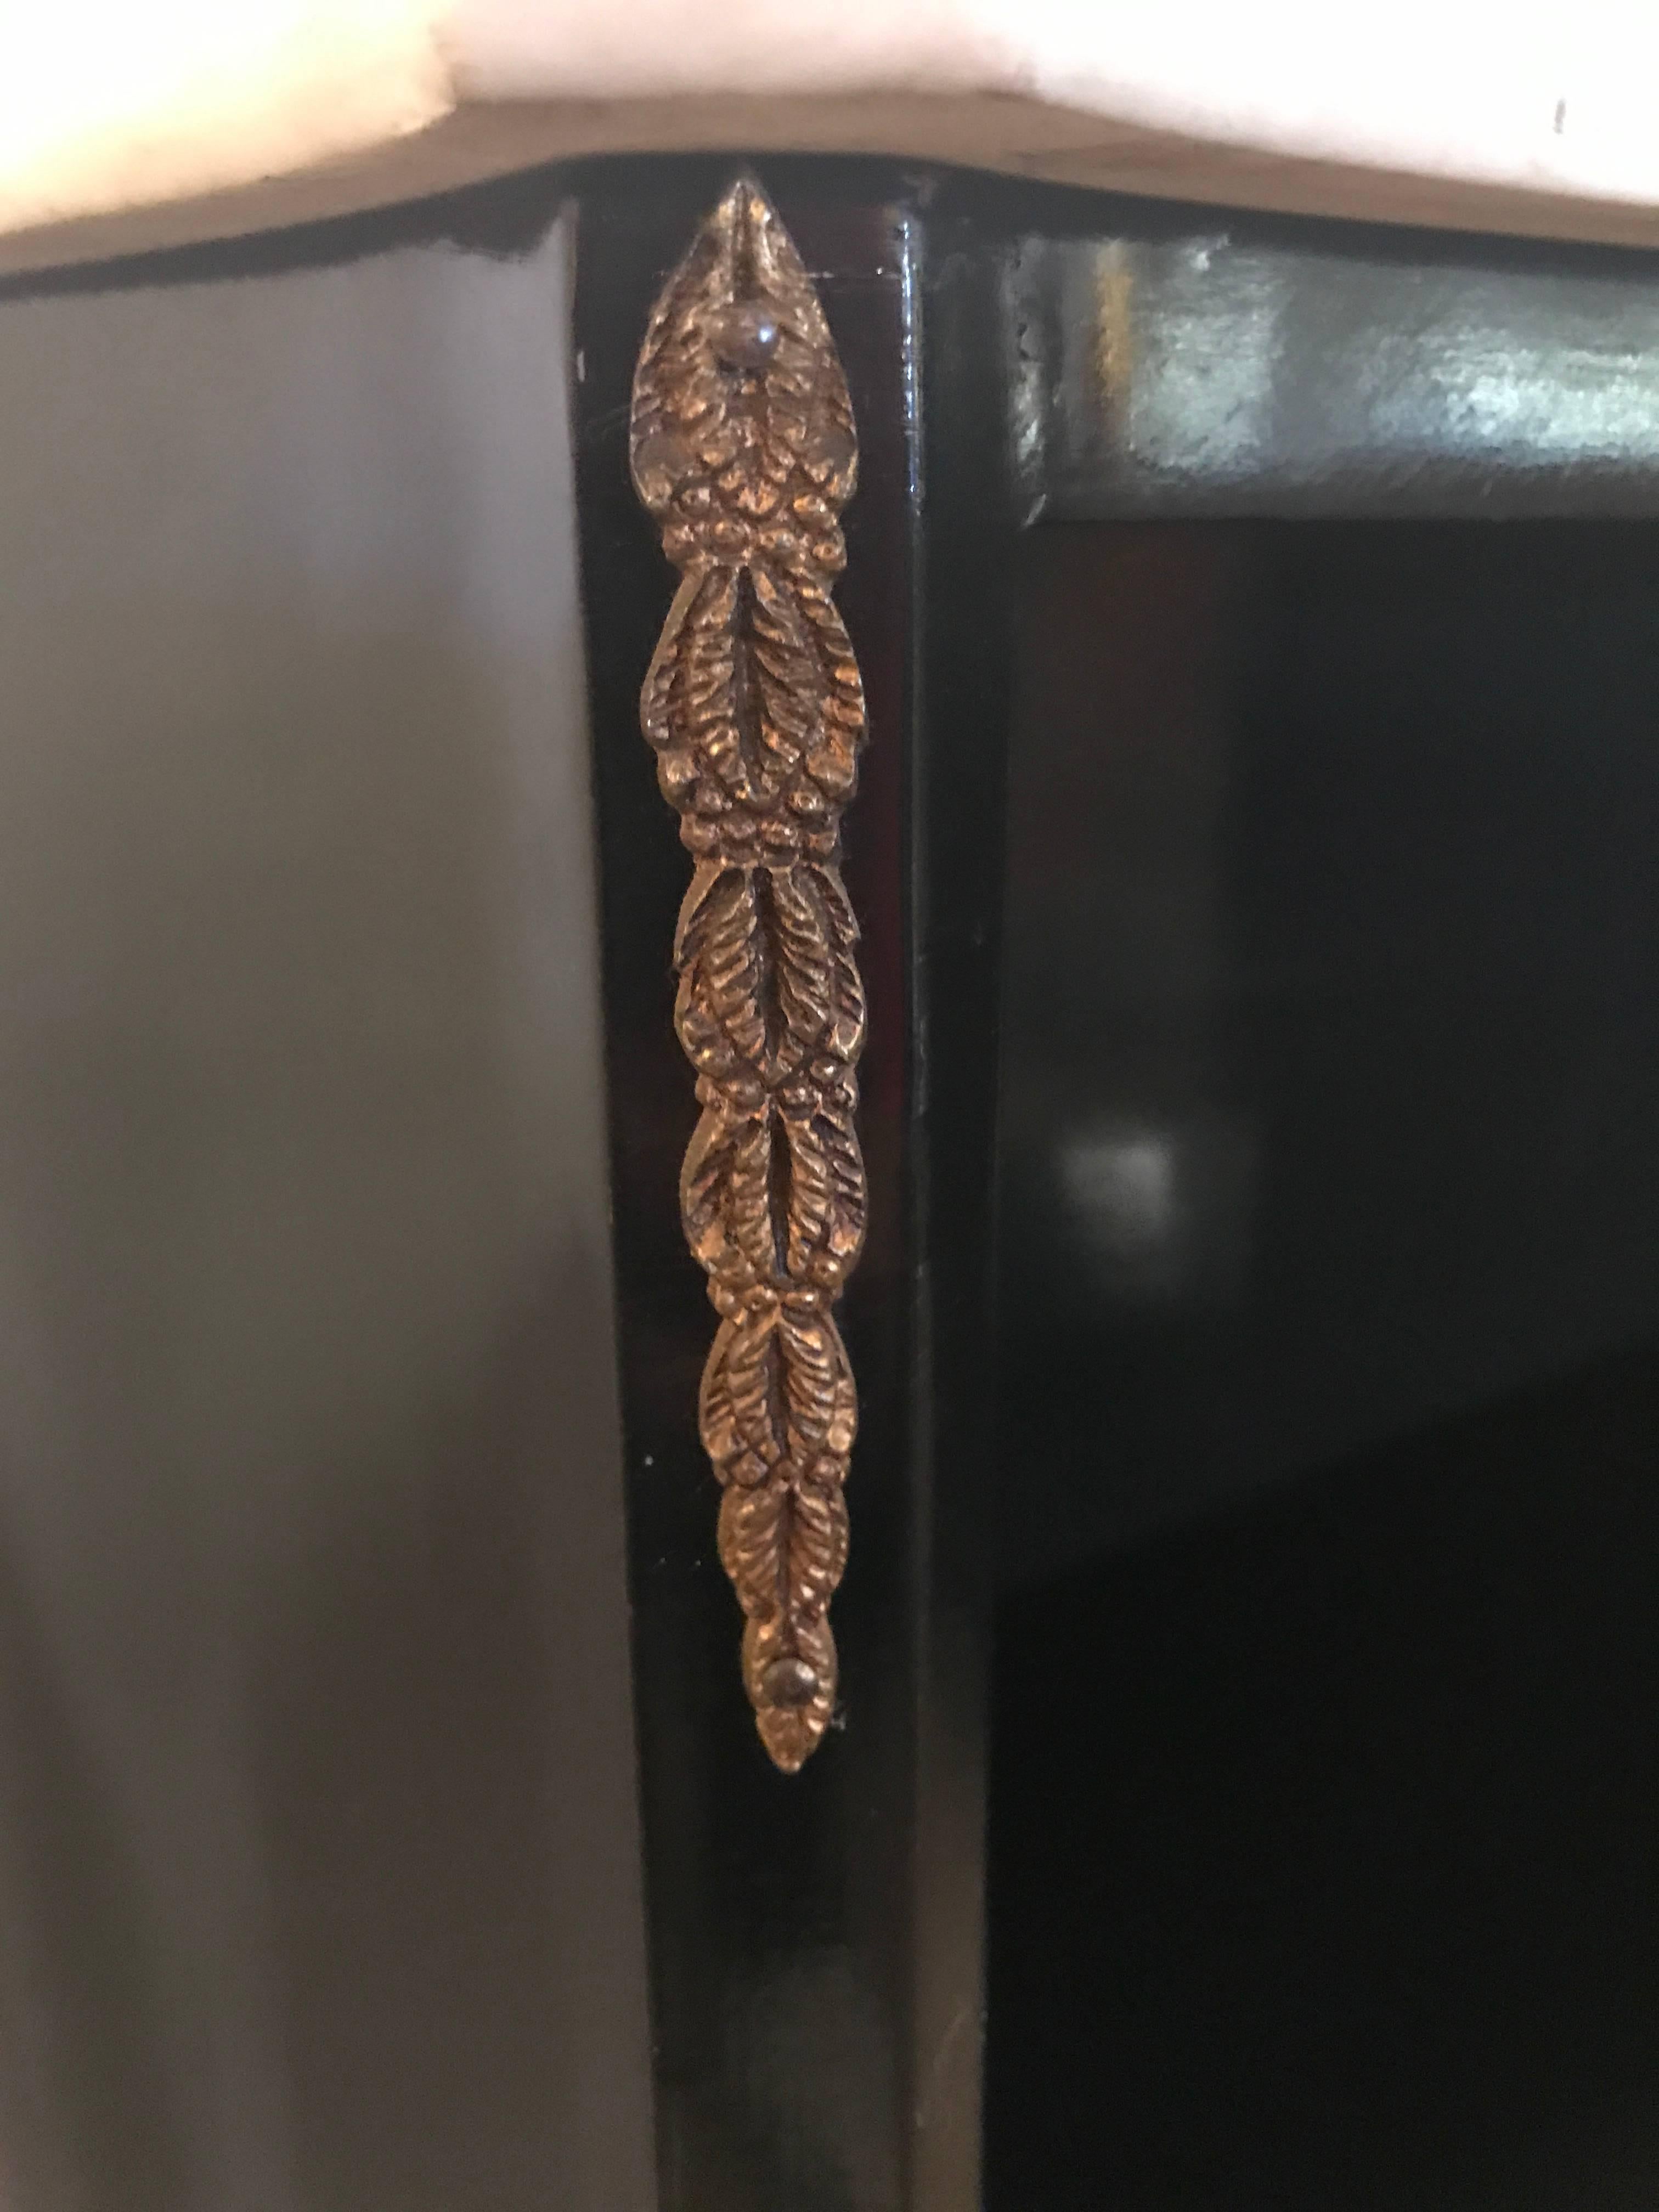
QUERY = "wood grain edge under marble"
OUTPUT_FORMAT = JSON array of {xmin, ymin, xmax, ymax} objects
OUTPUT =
[{"xmin": 9, "ymin": 84, "xmax": 1659, "ymax": 283}]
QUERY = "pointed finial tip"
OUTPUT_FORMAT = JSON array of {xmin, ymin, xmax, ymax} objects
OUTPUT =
[{"xmin": 720, "ymin": 170, "xmax": 776, "ymax": 221}]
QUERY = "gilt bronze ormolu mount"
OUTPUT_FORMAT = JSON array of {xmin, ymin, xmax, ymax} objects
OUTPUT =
[{"xmin": 629, "ymin": 179, "xmax": 868, "ymax": 1770}]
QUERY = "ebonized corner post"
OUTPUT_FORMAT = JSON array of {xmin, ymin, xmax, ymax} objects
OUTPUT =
[{"xmin": 573, "ymin": 160, "xmax": 1013, "ymax": 2211}]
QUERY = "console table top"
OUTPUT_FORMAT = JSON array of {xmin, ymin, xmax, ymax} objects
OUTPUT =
[{"xmin": 4, "ymin": 1, "xmax": 1659, "ymax": 275}]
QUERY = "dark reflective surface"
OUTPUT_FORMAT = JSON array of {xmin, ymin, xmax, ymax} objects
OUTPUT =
[
  {"xmin": 1014, "ymin": 215, "xmax": 1659, "ymax": 518},
  {"xmin": 0, "ymin": 181, "xmax": 654, "ymax": 2211},
  {"xmin": 998, "ymin": 520, "xmax": 1659, "ymax": 1583},
  {"xmin": 992, "ymin": 179, "xmax": 1659, "ymax": 2212},
  {"xmin": 989, "ymin": 1334, "xmax": 1659, "ymax": 2210}
]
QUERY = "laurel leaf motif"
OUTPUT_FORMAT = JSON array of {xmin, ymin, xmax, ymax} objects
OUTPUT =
[{"xmin": 633, "ymin": 178, "xmax": 868, "ymax": 1769}]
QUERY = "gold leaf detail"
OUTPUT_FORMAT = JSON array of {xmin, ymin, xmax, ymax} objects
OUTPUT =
[{"xmin": 632, "ymin": 177, "xmax": 868, "ymax": 1770}]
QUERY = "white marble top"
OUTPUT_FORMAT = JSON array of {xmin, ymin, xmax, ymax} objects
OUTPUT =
[{"xmin": 5, "ymin": 0, "xmax": 1659, "ymax": 274}]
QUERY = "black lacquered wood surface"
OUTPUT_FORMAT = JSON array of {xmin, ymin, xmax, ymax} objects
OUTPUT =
[
  {"xmin": 1008, "ymin": 196, "xmax": 1659, "ymax": 519},
  {"xmin": 0, "ymin": 170, "xmax": 656, "ymax": 2212}
]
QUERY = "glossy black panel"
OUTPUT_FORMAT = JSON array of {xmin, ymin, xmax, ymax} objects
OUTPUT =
[
  {"xmin": 989, "ymin": 1336, "xmax": 1659, "ymax": 2210},
  {"xmin": 0, "ymin": 183, "xmax": 654, "ymax": 2212},
  {"xmin": 999, "ymin": 520, "xmax": 1659, "ymax": 1579},
  {"xmin": 1012, "ymin": 216, "xmax": 1659, "ymax": 518}
]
